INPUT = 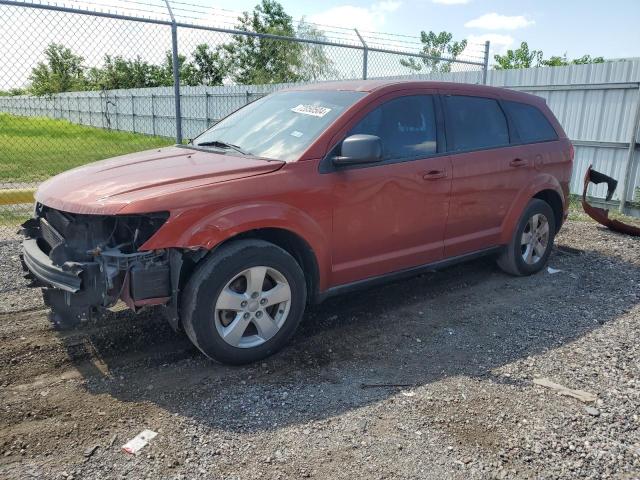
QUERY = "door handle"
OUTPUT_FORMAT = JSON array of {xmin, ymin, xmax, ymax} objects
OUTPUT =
[
  {"xmin": 509, "ymin": 158, "xmax": 529, "ymax": 167},
  {"xmin": 423, "ymin": 170, "xmax": 447, "ymax": 180}
]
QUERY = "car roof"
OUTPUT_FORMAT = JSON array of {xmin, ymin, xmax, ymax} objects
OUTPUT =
[{"xmin": 284, "ymin": 79, "xmax": 543, "ymax": 105}]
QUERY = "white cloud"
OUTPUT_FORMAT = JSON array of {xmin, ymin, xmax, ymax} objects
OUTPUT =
[
  {"xmin": 464, "ymin": 13, "xmax": 534, "ymax": 30},
  {"xmin": 465, "ymin": 33, "xmax": 514, "ymax": 57},
  {"xmin": 308, "ymin": 1, "xmax": 402, "ymax": 32},
  {"xmin": 432, "ymin": 0, "xmax": 471, "ymax": 5}
]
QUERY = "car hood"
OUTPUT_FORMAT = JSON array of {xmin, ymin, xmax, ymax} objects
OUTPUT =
[{"xmin": 35, "ymin": 146, "xmax": 285, "ymax": 215}]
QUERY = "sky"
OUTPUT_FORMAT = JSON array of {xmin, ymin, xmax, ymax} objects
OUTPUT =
[
  {"xmin": 2, "ymin": 0, "xmax": 640, "ymax": 89},
  {"xmin": 209, "ymin": 0, "xmax": 640, "ymax": 60}
]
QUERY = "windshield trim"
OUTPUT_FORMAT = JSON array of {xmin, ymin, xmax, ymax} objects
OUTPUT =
[{"xmin": 175, "ymin": 144, "xmax": 284, "ymax": 162}]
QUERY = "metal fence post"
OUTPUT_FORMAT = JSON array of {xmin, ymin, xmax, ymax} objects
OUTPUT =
[
  {"xmin": 618, "ymin": 83, "xmax": 640, "ymax": 213},
  {"xmin": 354, "ymin": 29, "xmax": 368, "ymax": 80},
  {"xmin": 151, "ymin": 93, "xmax": 156, "ymax": 135},
  {"xmin": 131, "ymin": 94, "xmax": 136, "ymax": 133},
  {"xmin": 165, "ymin": 0, "xmax": 182, "ymax": 144},
  {"xmin": 482, "ymin": 41, "xmax": 490, "ymax": 85},
  {"xmin": 205, "ymin": 91, "xmax": 210, "ymax": 127}
]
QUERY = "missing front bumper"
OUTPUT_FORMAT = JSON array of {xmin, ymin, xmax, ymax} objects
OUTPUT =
[{"xmin": 20, "ymin": 211, "xmax": 173, "ymax": 327}]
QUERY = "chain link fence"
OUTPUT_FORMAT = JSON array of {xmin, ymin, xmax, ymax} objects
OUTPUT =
[{"xmin": 0, "ymin": 0, "xmax": 488, "ymax": 224}]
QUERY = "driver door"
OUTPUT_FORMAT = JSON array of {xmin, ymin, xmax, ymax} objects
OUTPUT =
[{"xmin": 325, "ymin": 93, "xmax": 451, "ymax": 286}]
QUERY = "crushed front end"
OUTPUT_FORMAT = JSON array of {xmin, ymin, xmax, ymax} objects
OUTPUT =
[{"xmin": 20, "ymin": 204, "xmax": 174, "ymax": 327}]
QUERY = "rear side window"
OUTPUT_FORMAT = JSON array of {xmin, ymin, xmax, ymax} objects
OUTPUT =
[
  {"xmin": 503, "ymin": 100, "xmax": 558, "ymax": 143},
  {"xmin": 443, "ymin": 95, "xmax": 509, "ymax": 151},
  {"xmin": 348, "ymin": 95, "xmax": 437, "ymax": 160}
]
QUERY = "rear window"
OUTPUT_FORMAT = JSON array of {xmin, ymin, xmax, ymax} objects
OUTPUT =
[
  {"xmin": 503, "ymin": 100, "xmax": 558, "ymax": 143},
  {"xmin": 443, "ymin": 95, "xmax": 509, "ymax": 151}
]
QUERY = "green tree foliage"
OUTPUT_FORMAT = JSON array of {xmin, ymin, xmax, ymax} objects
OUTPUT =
[
  {"xmin": 0, "ymin": 88, "xmax": 27, "ymax": 96},
  {"xmin": 400, "ymin": 31, "xmax": 467, "ymax": 74},
  {"xmin": 562, "ymin": 54, "xmax": 604, "ymax": 66},
  {"xmin": 29, "ymin": 43, "xmax": 86, "ymax": 95},
  {"xmin": 223, "ymin": 0, "xmax": 304, "ymax": 84},
  {"xmin": 26, "ymin": 1, "xmax": 335, "ymax": 94},
  {"xmin": 493, "ymin": 42, "xmax": 543, "ymax": 70},
  {"xmin": 87, "ymin": 55, "xmax": 167, "ymax": 90},
  {"xmin": 183, "ymin": 44, "xmax": 226, "ymax": 86},
  {"xmin": 494, "ymin": 42, "xmax": 605, "ymax": 69}
]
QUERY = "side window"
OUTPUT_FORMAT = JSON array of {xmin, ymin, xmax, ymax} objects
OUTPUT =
[
  {"xmin": 347, "ymin": 95, "xmax": 437, "ymax": 161},
  {"xmin": 503, "ymin": 100, "xmax": 558, "ymax": 143},
  {"xmin": 443, "ymin": 95, "xmax": 509, "ymax": 151}
]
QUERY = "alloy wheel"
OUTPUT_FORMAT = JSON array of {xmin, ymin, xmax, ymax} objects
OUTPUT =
[
  {"xmin": 214, "ymin": 266, "xmax": 292, "ymax": 349},
  {"xmin": 520, "ymin": 213, "xmax": 550, "ymax": 265}
]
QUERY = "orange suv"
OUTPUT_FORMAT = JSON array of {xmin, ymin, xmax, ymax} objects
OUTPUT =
[{"xmin": 21, "ymin": 80, "xmax": 573, "ymax": 364}]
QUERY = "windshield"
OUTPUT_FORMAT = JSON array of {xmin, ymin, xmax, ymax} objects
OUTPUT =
[{"xmin": 192, "ymin": 90, "xmax": 366, "ymax": 162}]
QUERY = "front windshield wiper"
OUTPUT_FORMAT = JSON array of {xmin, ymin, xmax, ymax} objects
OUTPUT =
[{"xmin": 194, "ymin": 140, "xmax": 251, "ymax": 156}]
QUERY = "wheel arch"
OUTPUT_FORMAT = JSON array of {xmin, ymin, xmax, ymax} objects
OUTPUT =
[
  {"xmin": 499, "ymin": 175, "xmax": 566, "ymax": 245},
  {"xmin": 532, "ymin": 189, "xmax": 564, "ymax": 232},
  {"xmin": 213, "ymin": 227, "xmax": 321, "ymax": 304}
]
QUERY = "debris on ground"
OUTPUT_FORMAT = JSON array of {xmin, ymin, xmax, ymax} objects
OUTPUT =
[
  {"xmin": 547, "ymin": 266, "xmax": 563, "ymax": 274},
  {"xmin": 533, "ymin": 377, "xmax": 597, "ymax": 403},
  {"xmin": 1, "ymin": 219, "xmax": 638, "ymax": 479},
  {"xmin": 581, "ymin": 166, "xmax": 640, "ymax": 236},
  {"xmin": 584, "ymin": 406, "xmax": 601, "ymax": 417},
  {"xmin": 121, "ymin": 430, "xmax": 157, "ymax": 455},
  {"xmin": 83, "ymin": 445, "xmax": 99, "ymax": 458}
]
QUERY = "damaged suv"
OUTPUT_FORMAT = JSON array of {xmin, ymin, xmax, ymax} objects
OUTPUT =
[{"xmin": 22, "ymin": 80, "xmax": 573, "ymax": 364}]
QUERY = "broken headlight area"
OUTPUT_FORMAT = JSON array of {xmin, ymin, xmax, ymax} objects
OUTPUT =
[{"xmin": 20, "ymin": 206, "xmax": 172, "ymax": 327}]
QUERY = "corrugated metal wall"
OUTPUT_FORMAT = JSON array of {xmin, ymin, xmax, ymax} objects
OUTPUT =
[
  {"xmin": 2, "ymin": 60, "xmax": 639, "ymax": 204},
  {"xmin": 484, "ymin": 62, "xmax": 640, "ymax": 204}
]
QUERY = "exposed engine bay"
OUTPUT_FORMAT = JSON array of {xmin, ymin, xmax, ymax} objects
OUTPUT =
[{"xmin": 20, "ymin": 204, "xmax": 182, "ymax": 328}]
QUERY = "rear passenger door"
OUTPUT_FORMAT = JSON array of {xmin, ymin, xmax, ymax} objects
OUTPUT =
[{"xmin": 442, "ymin": 94, "xmax": 530, "ymax": 257}]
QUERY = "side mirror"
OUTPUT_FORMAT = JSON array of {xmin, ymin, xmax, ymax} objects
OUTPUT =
[{"xmin": 333, "ymin": 134, "xmax": 383, "ymax": 166}]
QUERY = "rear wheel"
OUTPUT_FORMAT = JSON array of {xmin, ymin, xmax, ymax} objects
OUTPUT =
[
  {"xmin": 497, "ymin": 199, "xmax": 556, "ymax": 276},
  {"xmin": 181, "ymin": 239, "xmax": 307, "ymax": 364}
]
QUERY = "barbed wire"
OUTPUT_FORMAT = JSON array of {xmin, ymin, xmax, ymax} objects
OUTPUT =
[{"xmin": 6, "ymin": 0, "xmax": 487, "ymax": 57}]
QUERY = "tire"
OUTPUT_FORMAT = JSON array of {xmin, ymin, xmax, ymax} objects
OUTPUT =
[
  {"xmin": 181, "ymin": 239, "xmax": 307, "ymax": 365},
  {"xmin": 497, "ymin": 199, "xmax": 556, "ymax": 276}
]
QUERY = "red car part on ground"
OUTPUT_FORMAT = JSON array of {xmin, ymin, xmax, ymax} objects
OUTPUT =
[{"xmin": 581, "ymin": 166, "xmax": 640, "ymax": 237}]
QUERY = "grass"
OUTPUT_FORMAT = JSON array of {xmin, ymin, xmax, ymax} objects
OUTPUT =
[
  {"xmin": 568, "ymin": 194, "xmax": 640, "ymax": 227},
  {"xmin": 0, "ymin": 113, "xmax": 173, "ymax": 183},
  {"xmin": 0, "ymin": 206, "xmax": 31, "ymax": 229}
]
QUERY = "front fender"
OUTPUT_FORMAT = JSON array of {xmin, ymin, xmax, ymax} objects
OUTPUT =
[
  {"xmin": 499, "ymin": 174, "xmax": 566, "ymax": 244},
  {"xmin": 140, "ymin": 201, "xmax": 331, "ymax": 288}
]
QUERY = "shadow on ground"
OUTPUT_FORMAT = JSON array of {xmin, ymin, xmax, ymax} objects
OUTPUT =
[{"xmin": 55, "ymin": 241, "xmax": 639, "ymax": 433}]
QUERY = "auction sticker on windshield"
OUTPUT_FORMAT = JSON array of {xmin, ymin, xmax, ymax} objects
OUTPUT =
[{"xmin": 291, "ymin": 104, "xmax": 332, "ymax": 117}]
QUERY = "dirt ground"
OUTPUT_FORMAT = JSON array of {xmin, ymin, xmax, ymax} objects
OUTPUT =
[{"xmin": 0, "ymin": 217, "xmax": 639, "ymax": 479}]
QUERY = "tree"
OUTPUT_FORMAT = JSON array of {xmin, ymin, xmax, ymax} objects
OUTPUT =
[
  {"xmin": 495, "ymin": 42, "xmax": 606, "ymax": 69},
  {"xmin": 569, "ymin": 54, "xmax": 605, "ymax": 65},
  {"xmin": 400, "ymin": 31, "xmax": 467, "ymax": 74},
  {"xmin": 224, "ymin": 0, "xmax": 305, "ymax": 84},
  {"xmin": 158, "ymin": 51, "xmax": 197, "ymax": 86},
  {"xmin": 87, "ymin": 55, "xmax": 166, "ymax": 90},
  {"xmin": 296, "ymin": 20, "xmax": 337, "ymax": 81},
  {"xmin": 0, "ymin": 88, "xmax": 26, "ymax": 96},
  {"xmin": 183, "ymin": 44, "xmax": 226, "ymax": 86},
  {"xmin": 493, "ymin": 42, "xmax": 543, "ymax": 70},
  {"xmin": 30, "ymin": 43, "xmax": 86, "ymax": 95}
]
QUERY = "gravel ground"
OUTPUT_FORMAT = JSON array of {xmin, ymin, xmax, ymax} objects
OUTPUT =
[{"xmin": 0, "ymin": 217, "xmax": 639, "ymax": 479}]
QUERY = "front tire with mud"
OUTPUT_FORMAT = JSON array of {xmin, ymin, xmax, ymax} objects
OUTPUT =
[{"xmin": 181, "ymin": 239, "xmax": 307, "ymax": 365}]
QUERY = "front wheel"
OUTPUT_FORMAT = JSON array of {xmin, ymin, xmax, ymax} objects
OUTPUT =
[
  {"xmin": 497, "ymin": 199, "xmax": 556, "ymax": 276},
  {"xmin": 181, "ymin": 239, "xmax": 307, "ymax": 364}
]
